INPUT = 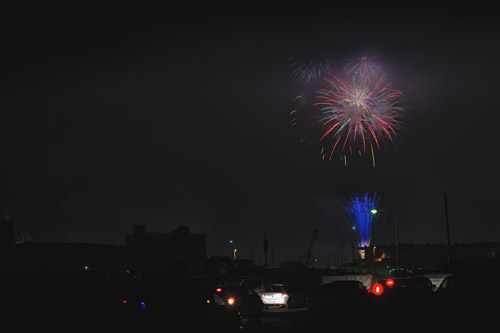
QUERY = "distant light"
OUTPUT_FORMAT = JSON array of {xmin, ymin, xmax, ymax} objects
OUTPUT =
[
  {"xmin": 227, "ymin": 297, "xmax": 235, "ymax": 305},
  {"xmin": 386, "ymin": 279, "xmax": 395, "ymax": 287},
  {"xmin": 206, "ymin": 299, "xmax": 210, "ymax": 304},
  {"xmin": 84, "ymin": 266, "xmax": 89, "ymax": 271},
  {"xmin": 140, "ymin": 302, "xmax": 146, "ymax": 310},
  {"xmin": 120, "ymin": 299, "xmax": 127, "ymax": 304},
  {"xmin": 229, "ymin": 240, "xmax": 234, "ymax": 244},
  {"xmin": 370, "ymin": 209, "xmax": 378, "ymax": 214}
]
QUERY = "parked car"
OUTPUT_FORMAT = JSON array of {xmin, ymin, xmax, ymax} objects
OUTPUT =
[
  {"xmin": 217, "ymin": 276, "xmax": 265, "ymax": 296},
  {"xmin": 260, "ymin": 284, "xmax": 289, "ymax": 308},
  {"xmin": 306, "ymin": 280, "xmax": 371, "ymax": 310},
  {"xmin": 208, "ymin": 285, "xmax": 264, "ymax": 319},
  {"xmin": 285, "ymin": 284, "xmax": 308, "ymax": 309},
  {"xmin": 371, "ymin": 276, "xmax": 435, "ymax": 313},
  {"xmin": 372, "ymin": 276, "xmax": 435, "ymax": 294},
  {"xmin": 435, "ymin": 274, "xmax": 495, "ymax": 309}
]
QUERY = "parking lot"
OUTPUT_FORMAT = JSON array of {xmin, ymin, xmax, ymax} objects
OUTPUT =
[{"xmin": 4, "ymin": 268, "xmax": 500, "ymax": 332}]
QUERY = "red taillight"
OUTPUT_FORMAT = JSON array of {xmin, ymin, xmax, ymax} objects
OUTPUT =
[
  {"xmin": 120, "ymin": 299, "xmax": 127, "ymax": 304},
  {"xmin": 282, "ymin": 292, "xmax": 287, "ymax": 296},
  {"xmin": 262, "ymin": 292, "xmax": 265, "ymax": 297},
  {"xmin": 216, "ymin": 288, "xmax": 222, "ymax": 292},
  {"xmin": 373, "ymin": 283, "xmax": 384, "ymax": 296},
  {"xmin": 386, "ymin": 279, "xmax": 395, "ymax": 287}
]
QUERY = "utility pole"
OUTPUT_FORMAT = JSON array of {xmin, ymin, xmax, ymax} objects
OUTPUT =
[
  {"xmin": 444, "ymin": 192, "xmax": 452, "ymax": 263},
  {"xmin": 305, "ymin": 229, "xmax": 318, "ymax": 268}
]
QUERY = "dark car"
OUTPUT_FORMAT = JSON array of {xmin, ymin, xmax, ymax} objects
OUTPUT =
[
  {"xmin": 217, "ymin": 276, "xmax": 265, "ymax": 296},
  {"xmin": 285, "ymin": 284, "xmax": 308, "ymax": 309},
  {"xmin": 306, "ymin": 280, "xmax": 371, "ymax": 310},
  {"xmin": 207, "ymin": 285, "xmax": 264, "ymax": 319},
  {"xmin": 371, "ymin": 276, "xmax": 435, "ymax": 314},
  {"xmin": 113, "ymin": 277, "xmax": 240, "ymax": 331},
  {"xmin": 374, "ymin": 276, "xmax": 435, "ymax": 292},
  {"xmin": 435, "ymin": 273, "xmax": 499, "ymax": 319}
]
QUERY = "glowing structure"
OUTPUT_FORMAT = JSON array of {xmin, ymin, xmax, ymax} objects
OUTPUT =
[{"xmin": 344, "ymin": 193, "xmax": 380, "ymax": 248}]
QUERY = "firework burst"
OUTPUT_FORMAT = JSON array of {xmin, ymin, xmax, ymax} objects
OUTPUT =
[
  {"xmin": 314, "ymin": 71, "xmax": 404, "ymax": 166},
  {"xmin": 287, "ymin": 53, "xmax": 406, "ymax": 166}
]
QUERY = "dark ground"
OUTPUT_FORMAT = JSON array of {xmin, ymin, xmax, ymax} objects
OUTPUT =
[{"xmin": 4, "ymin": 262, "xmax": 499, "ymax": 332}]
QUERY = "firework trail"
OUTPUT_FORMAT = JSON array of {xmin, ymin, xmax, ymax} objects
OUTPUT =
[
  {"xmin": 315, "ymin": 71, "xmax": 404, "ymax": 166},
  {"xmin": 344, "ymin": 193, "xmax": 380, "ymax": 248},
  {"xmin": 288, "ymin": 93, "xmax": 321, "ymax": 148},
  {"xmin": 288, "ymin": 53, "xmax": 333, "ymax": 87}
]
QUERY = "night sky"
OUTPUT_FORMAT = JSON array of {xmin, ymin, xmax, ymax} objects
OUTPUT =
[{"xmin": 1, "ymin": 4, "xmax": 499, "ymax": 264}]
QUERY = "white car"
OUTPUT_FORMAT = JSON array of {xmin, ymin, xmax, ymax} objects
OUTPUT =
[{"xmin": 260, "ymin": 284, "xmax": 289, "ymax": 308}]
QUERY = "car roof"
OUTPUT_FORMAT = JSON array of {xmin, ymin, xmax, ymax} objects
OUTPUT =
[{"xmin": 214, "ymin": 285, "xmax": 261, "ymax": 296}]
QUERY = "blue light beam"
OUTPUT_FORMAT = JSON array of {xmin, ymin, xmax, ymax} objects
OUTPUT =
[{"xmin": 344, "ymin": 193, "xmax": 380, "ymax": 247}]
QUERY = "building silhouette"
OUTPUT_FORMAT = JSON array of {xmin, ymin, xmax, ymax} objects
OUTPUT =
[{"xmin": 126, "ymin": 224, "xmax": 206, "ymax": 274}]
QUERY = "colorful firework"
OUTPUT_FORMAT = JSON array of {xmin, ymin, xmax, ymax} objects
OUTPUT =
[
  {"xmin": 315, "ymin": 71, "xmax": 404, "ymax": 166},
  {"xmin": 344, "ymin": 193, "xmax": 380, "ymax": 248},
  {"xmin": 287, "ymin": 53, "xmax": 405, "ymax": 166}
]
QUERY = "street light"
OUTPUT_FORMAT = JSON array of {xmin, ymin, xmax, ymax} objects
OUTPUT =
[{"xmin": 370, "ymin": 208, "xmax": 399, "ymax": 269}]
